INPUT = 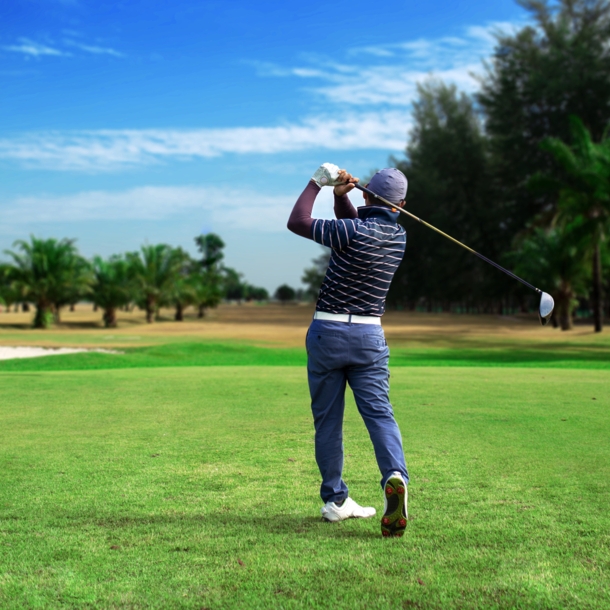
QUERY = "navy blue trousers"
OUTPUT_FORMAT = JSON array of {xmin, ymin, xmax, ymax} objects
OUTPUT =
[{"xmin": 306, "ymin": 319, "xmax": 409, "ymax": 503}]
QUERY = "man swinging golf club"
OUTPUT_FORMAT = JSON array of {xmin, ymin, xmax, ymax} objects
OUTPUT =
[{"xmin": 288, "ymin": 163, "xmax": 409, "ymax": 538}]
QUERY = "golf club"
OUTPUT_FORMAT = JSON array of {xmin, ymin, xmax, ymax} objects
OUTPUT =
[{"xmin": 354, "ymin": 182, "xmax": 555, "ymax": 326}]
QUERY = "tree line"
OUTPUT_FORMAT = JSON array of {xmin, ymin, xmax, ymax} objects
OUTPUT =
[
  {"xmin": 302, "ymin": 0, "xmax": 610, "ymax": 332},
  {"xmin": 0, "ymin": 233, "xmax": 269, "ymax": 328}
]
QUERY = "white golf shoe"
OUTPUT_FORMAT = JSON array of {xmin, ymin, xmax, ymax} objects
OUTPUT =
[
  {"xmin": 381, "ymin": 472, "xmax": 408, "ymax": 538},
  {"xmin": 321, "ymin": 497, "xmax": 376, "ymax": 522}
]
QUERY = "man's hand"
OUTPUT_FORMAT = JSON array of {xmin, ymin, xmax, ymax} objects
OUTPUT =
[
  {"xmin": 311, "ymin": 163, "xmax": 342, "ymax": 187},
  {"xmin": 333, "ymin": 169, "xmax": 359, "ymax": 197}
]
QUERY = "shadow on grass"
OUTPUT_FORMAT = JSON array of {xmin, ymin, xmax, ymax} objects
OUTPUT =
[
  {"xmin": 82, "ymin": 512, "xmax": 380, "ymax": 540},
  {"xmin": 56, "ymin": 321, "xmax": 103, "ymax": 329},
  {"xmin": 0, "ymin": 323, "xmax": 34, "ymax": 330}
]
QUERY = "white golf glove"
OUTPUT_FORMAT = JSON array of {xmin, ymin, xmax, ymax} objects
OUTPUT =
[{"xmin": 311, "ymin": 163, "xmax": 343, "ymax": 188}]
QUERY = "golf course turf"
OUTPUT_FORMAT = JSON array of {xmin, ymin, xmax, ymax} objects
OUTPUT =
[{"xmin": 0, "ymin": 307, "xmax": 609, "ymax": 608}]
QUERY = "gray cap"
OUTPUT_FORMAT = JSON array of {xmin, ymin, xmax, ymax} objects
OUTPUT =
[{"xmin": 367, "ymin": 168, "xmax": 408, "ymax": 204}]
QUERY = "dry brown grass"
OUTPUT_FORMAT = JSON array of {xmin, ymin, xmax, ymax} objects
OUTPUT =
[{"xmin": 0, "ymin": 302, "xmax": 606, "ymax": 350}]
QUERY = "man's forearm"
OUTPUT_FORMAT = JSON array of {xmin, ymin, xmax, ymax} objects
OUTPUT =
[
  {"xmin": 334, "ymin": 193, "xmax": 358, "ymax": 220},
  {"xmin": 287, "ymin": 181, "xmax": 320, "ymax": 239}
]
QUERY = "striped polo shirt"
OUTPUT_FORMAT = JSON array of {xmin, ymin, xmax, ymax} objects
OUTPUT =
[{"xmin": 311, "ymin": 206, "xmax": 406, "ymax": 316}]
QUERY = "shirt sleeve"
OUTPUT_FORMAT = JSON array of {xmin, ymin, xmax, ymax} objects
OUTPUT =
[
  {"xmin": 334, "ymin": 193, "xmax": 358, "ymax": 220},
  {"xmin": 287, "ymin": 181, "xmax": 320, "ymax": 239},
  {"xmin": 311, "ymin": 218, "xmax": 357, "ymax": 250}
]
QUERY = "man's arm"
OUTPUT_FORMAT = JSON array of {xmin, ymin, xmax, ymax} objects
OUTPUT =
[
  {"xmin": 287, "ymin": 165, "xmax": 359, "ymax": 239},
  {"xmin": 287, "ymin": 181, "xmax": 319, "ymax": 239},
  {"xmin": 333, "ymin": 192, "xmax": 358, "ymax": 220},
  {"xmin": 332, "ymin": 169, "xmax": 359, "ymax": 219}
]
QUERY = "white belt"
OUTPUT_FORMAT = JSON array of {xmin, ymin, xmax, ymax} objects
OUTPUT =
[{"xmin": 313, "ymin": 311, "xmax": 381, "ymax": 325}]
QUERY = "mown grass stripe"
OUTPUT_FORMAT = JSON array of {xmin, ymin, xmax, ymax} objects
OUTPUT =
[{"xmin": 0, "ymin": 340, "xmax": 609, "ymax": 372}]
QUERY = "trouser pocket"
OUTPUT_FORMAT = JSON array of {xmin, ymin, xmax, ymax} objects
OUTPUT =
[{"xmin": 307, "ymin": 331, "xmax": 342, "ymax": 372}]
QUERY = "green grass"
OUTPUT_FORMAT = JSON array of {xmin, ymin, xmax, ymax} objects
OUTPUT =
[
  {"xmin": 0, "ymin": 342, "xmax": 305, "ymax": 372},
  {"xmin": 1, "ymin": 365, "xmax": 609, "ymax": 608},
  {"xmin": 1, "ymin": 339, "xmax": 609, "ymax": 372}
]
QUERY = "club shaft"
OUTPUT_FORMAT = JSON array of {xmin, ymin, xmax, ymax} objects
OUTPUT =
[{"xmin": 354, "ymin": 183, "xmax": 541, "ymax": 294}]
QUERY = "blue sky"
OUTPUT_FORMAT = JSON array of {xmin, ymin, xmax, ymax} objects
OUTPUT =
[{"xmin": 0, "ymin": 0, "xmax": 530, "ymax": 291}]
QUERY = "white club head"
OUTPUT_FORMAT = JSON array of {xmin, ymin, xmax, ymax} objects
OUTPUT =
[{"xmin": 539, "ymin": 292, "xmax": 554, "ymax": 326}]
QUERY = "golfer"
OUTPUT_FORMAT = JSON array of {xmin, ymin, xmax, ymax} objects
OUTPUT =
[{"xmin": 287, "ymin": 163, "xmax": 409, "ymax": 538}]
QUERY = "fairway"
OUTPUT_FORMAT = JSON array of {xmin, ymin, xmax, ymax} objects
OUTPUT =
[{"xmin": 1, "ymin": 362, "xmax": 609, "ymax": 608}]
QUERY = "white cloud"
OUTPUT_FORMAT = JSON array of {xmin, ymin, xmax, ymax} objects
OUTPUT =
[
  {"xmin": 3, "ymin": 37, "xmax": 124, "ymax": 59},
  {"xmin": 258, "ymin": 21, "xmax": 525, "ymax": 106},
  {"xmin": 64, "ymin": 40, "xmax": 124, "ymax": 57},
  {"xmin": 0, "ymin": 112, "xmax": 411, "ymax": 171},
  {"xmin": 0, "ymin": 184, "xmax": 339, "ymax": 233},
  {"xmin": 349, "ymin": 46, "xmax": 395, "ymax": 58},
  {"xmin": 0, "ymin": 20, "xmax": 526, "ymax": 173},
  {"xmin": 303, "ymin": 64, "xmax": 482, "ymax": 106},
  {"xmin": 3, "ymin": 38, "xmax": 70, "ymax": 58}
]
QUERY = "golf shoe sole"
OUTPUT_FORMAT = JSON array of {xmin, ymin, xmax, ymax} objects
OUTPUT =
[{"xmin": 381, "ymin": 475, "xmax": 407, "ymax": 538}]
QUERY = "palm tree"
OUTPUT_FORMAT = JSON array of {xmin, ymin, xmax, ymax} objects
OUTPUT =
[
  {"xmin": 0, "ymin": 264, "xmax": 18, "ymax": 312},
  {"xmin": 164, "ymin": 248, "xmax": 196, "ymax": 321},
  {"xmin": 537, "ymin": 116, "xmax": 610, "ymax": 332},
  {"xmin": 4, "ymin": 237, "xmax": 91, "ymax": 328},
  {"xmin": 0, "ymin": 266, "xmax": 6, "ymax": 310},
  {"xmin": 51, "ymin": 254, "xmax": 93, "ymax": 322},
  {"xmin": 513, "ymin": 224, "xmax": 591, "ymax": 330},
  {"xmin": 192, "ymin": 267, "xmax": 224, "ymax": 317},
  {"xmin": 91, "ymin": 256, "xmax": 133, "ymax": 328},
  {"xmin": 128, "ymin": 244, "xmax": 183, "ymax": 323}
]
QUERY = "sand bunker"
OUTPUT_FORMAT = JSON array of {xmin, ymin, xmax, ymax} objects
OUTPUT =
[{"xmin": 0, "ymin": 347, "xmax": 121, "ymax": 361}]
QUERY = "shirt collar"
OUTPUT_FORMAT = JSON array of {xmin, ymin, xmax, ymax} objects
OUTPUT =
[{"xmin": 357, "ymin": 205, "xmax": 400, "ymax": 224}]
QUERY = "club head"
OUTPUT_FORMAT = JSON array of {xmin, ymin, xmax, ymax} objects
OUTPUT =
[{"xmin": 538, "ymin": 292, "xmax": 554, "ymax": 326}]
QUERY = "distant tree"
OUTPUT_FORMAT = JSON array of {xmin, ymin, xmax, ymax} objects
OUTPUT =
[
  {"xmin": 392, "ymin": 80, "xmax": 499, "ymax": 311},
  {"xmin": 302, "ymin": 248, "xmax": 330, "ymax": 301},
  {"xmin": 192, "ymin": 270, "xmax": 224, "ymax": 317},
  {"xmin": 4, "ymin": 237, "xmax": 91, "ymax": 328},
  {"xmin": 244, "ymin": 285, "xmax": 269, "ymax": 302},
  {"xmin": 172, "ymin": 284, "xmax": 196, "ymax": 321},
  {"xmin": 194, "ymin": 233, "xmax": 225, "ymax": 316},
  {"xmin": 195, "ymin": 233, "xmax": 225, "ymax": 269},
  {"xmin": 0, "ymin": 265, "xmax": 6, "ymax": 310},
  {"xmin": 0, "ymin": 264, "xmax": 20, "ymax": 313},
  {"xmin": 512, "ymin": 224, "xmax": 591, "ymax": 330},
  {"xmin": 223, "ymin": 267, "xmax": 246, "ymax": 302},
  {"xmin": 50, "ymin": 254, "xmax": 93, "ymax": 322},
  {"xmin": 605, "ymin": 241, "xmax": 610, "ymax": 320},
  {"xmin": 275, "ymin": 284, "xmax": 296, "ymax": 304},
  {"xmin": 478, "ymin": 0, "xmax": 610, "ymax": 236},
  {"xmin": 532, "ymin": 116, "xmax": 610, "ymax": 332},
  {"xmin": 165, "ymin": 248, "xmax": 197, "ymax": 321},
  {"xmin": 91, "ymin": 255, "xmax": 134, "ymax": 328},
  {"xmin": 128, "ymin": 244, "xmax": 183, "ymax": 323}
]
